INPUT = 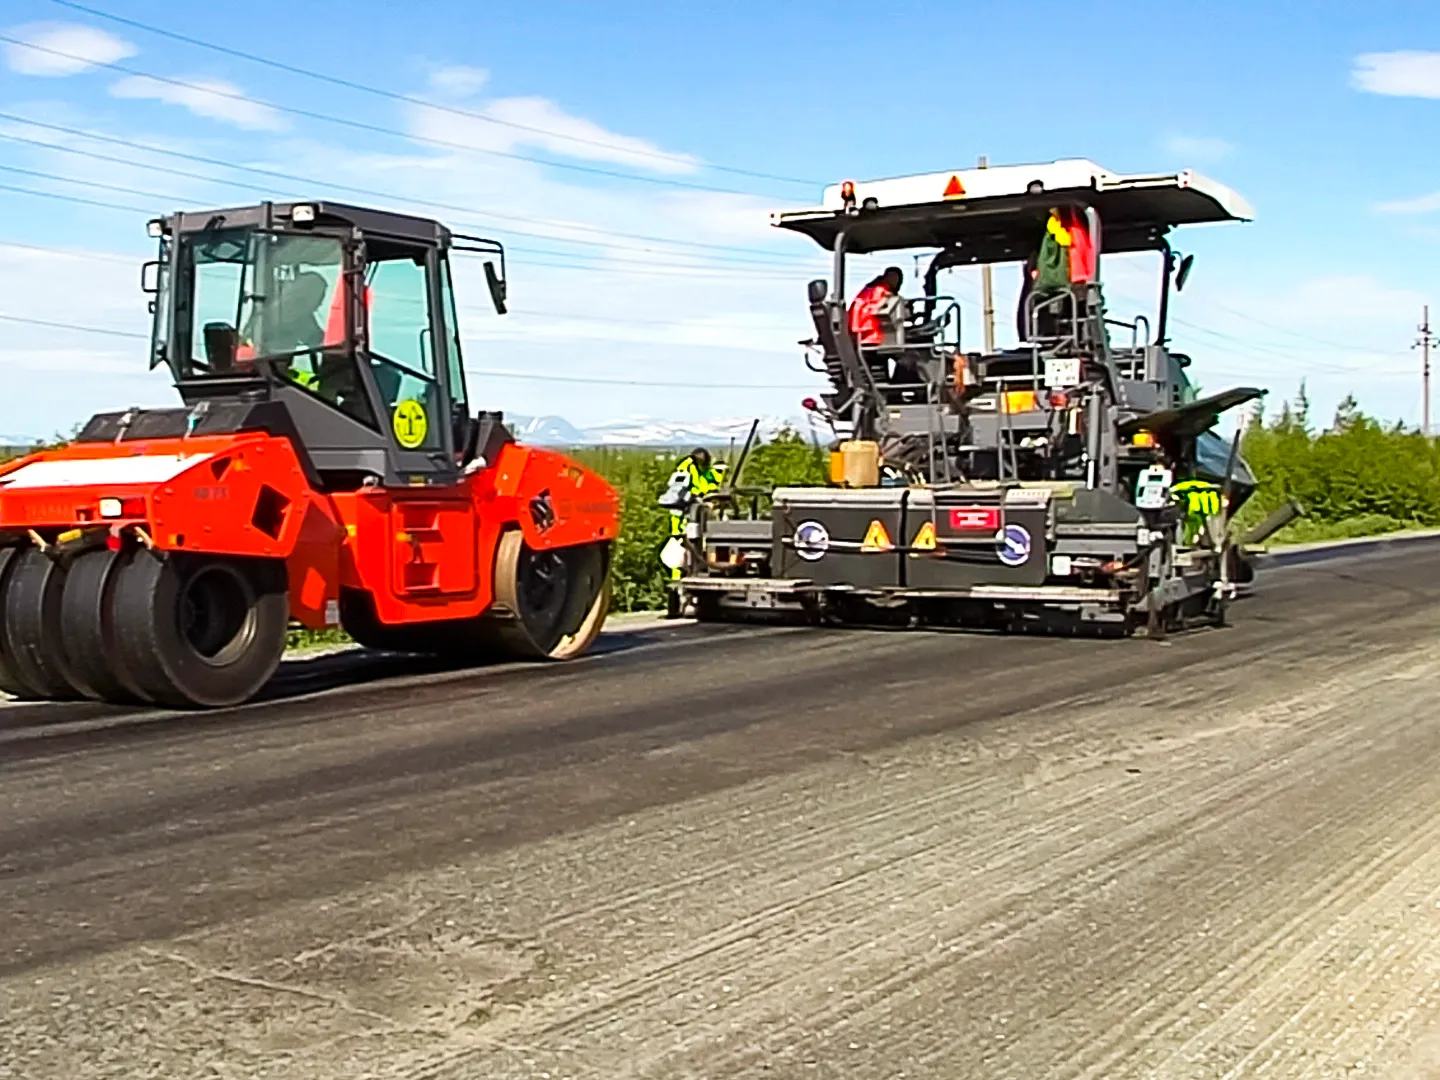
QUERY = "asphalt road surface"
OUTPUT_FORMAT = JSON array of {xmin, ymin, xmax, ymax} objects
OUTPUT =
[{"xmin": 5, "ymin": 546, "xmax": 1440, "ymax": 1079}]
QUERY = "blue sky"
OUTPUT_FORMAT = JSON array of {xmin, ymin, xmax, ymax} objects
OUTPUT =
[{"xmin": 1, "ymin": 0, "xmax": 1438, "ymax": 441}]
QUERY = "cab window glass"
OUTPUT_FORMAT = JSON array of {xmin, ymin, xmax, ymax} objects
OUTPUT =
[
  {"xmin": 438, "ymin": 256, "xmax": 467, "ymax": 414},
  {"xmin": 367, "ymin": 254, "xmax": 442, "ymax": 454}
]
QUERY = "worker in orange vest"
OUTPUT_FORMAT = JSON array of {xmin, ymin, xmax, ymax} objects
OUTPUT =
[{"xmin": 847, "ymin": 266, "xmax": 903, "ymax": 346}]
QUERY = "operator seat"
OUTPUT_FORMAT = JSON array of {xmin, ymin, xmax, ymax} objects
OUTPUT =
[
  {"xmin": 806, "ymin": 278, "xmax": 874, "ymax": 413},
  {"xmin": 807, "ymin": 279, "xmax": 845, "ymax": 386}
]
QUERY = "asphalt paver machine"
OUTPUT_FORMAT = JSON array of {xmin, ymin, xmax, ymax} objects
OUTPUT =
[
  {"xmin": 676, "ymin": 159, "xmax": 1293, "ymax": 634},
  {"xmin": 0, "ymin": 200, "xmax": 619, "ymax": 708}
]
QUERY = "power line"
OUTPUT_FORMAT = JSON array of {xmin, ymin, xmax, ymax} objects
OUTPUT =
[
  {"xmin": 0, "ymin": 312, "xmax": 147, "ymax": 337},
  {"xmin": 0, "ymin": 160, "xmax": 193, "ymax": 207},
  {"xmin": 0, "ymin": 113, "xmax": 817, "ymax": 265},
  {"xmin": 46, "ymin": 0, "xmax": 819, "ymax": 189},
  {"xmin": 0, "ymin": 186, "xmax": 1393, "ymax": 368},
  {"xmin": 0, "ymin": 127, "xmax": 811, "ymax": 270},
  {"xmin": 0, "ymin": 313, "xmax": 816, "ymax": 386},
  {"xmin": 0, "ymin": 111, "xmax": 1387, "ymax": 364},
  {"xmin": 1203, "ymin": 297, "xmax": 1402, "ymax": 353},
  {"xmin": 0, "ymin": 242, "xmax": 804, "ymax": 333},
  {"xmin": 503, "ymin": 307, "xmax": 796, "ymax": 331},
  {"xmin": 1167, "ymin": 315, "xmax": 1404, "ymax": 374},
  {"xmin": 0, "ymin": 32, "xmax": 784, "ymax": 199},
  {"xmin": 469, "ymin": 369, "xmax": 813, "ymax": 390},
  {"xmin": 1103, "ymin": 258, "xmax": 1409, "ymax": 358},
  {"xmin": 0, "ymin": 175, "xmax": 806, "ymax": 281},
  {"xmin": 0, "ymin": 178, "xmax": 150, "ymax": 214},
  {"xmin": 0, "ymin": 238, "xmax": 139, "ymax": 264}
]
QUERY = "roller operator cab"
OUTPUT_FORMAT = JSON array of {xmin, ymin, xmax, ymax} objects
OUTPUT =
[
  {"xmin": 677, "ymin": 160, "xmax": 1288, "ymax": 634},
  {"xmin": 0, "ymin": 200, "xmax": 620, "ymax": 709}
]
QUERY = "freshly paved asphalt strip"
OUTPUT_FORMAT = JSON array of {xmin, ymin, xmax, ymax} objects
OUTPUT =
[{"xmin": 3, "ymin": 542, "xmax": 1440, "ymax": 1077}]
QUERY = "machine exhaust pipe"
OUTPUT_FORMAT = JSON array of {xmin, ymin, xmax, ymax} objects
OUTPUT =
[{"xmin": 1243, "ymin": 499, "xmax": 1305, "ymax": 546}]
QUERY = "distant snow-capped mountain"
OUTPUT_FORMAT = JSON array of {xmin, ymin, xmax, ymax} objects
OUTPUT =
[
  {"xmin": 506, "ymin": 415, "xmax": 590, "ymax": 445},
  {"xmin": 3, "ymin": 418, "xmax": 811, "ymax": 454},
  {"xmin": 506, "ymin": 414, "xmax": 802, "ymax": 447}
]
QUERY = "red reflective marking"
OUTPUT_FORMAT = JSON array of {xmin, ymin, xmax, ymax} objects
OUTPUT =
[{"xmin": 949, "ymin": 506, "xmax": 999, "ymax": 531}]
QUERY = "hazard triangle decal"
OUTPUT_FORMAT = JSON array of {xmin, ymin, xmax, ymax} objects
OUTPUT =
[
  {"xmin": 911, "ymin": 520, "xmax": 938, "ymax": 552},
  {"xmin": 861, "ymin": 519, "xmax": 893, "ymax": 551},
  {"xmin": 943, "ymin": 174, "xmax": 966, "ymax": 198}
]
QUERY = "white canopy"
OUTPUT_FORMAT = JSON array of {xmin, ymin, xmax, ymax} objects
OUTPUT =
[{"xmin": 770, "ymin": 159, "xmax": 1254, "ymax": 256}]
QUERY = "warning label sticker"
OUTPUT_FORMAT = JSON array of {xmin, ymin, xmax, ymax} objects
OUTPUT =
[
  {"xmin": 911, "ymin": 520, "xmax": 938, "ymax": 552},
  {"xmin": 943, "ymin": 174, "xmax": 966, "ymax": 198},
  {"xmin": 861, "ymin": 519, "xmax": 893, "ymax": 551}
]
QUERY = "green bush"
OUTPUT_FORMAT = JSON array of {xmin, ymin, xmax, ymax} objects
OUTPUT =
[
  {"xmin": 28, "ymin": 400, "xmax": 1438, "ymax": 654},
  {"xmin": 572, "ymin": 427, "xmax": 827, "ymax": 612},
  {"xmin": 1234, "ymin": 384, "xmax": 1440, "ymax": 543},
  {"xmin": 569, "ymin": 446, "xmax": 679, "ymax": 613}
]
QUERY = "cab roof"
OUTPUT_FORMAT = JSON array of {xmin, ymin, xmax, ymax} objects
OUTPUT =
[
  {"xmin": 161, "ymin": 200, "xmax": 451, "ymax": 247},
  {"xmin": 771, "ymin": 159, "xmax": 1254, "ymax": 260}
]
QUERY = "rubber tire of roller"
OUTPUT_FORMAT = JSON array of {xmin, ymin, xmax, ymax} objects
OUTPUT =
[
  {"xmin": 0, "ymin": 546, "xmax": 39, "ymax": 699},
  {"xmin": 487, "ymin": 533, "xmax": 611, "ymax": 660},
  {"xmin": 60, "ymin": 547, "xmax": 151, "ymax": 705},
  {"xmin": 2, "ymin": 547, "xmax": 85, "ymax": 700},
  {"xmin": 109, "ymin": 551, "xmax": 289, "ymax": 709}
]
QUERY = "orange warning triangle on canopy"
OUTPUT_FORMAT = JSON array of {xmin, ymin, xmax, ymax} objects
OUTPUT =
[
  {"xmin": 861, "ymin": 519, "xmax": 894, "ymax": 551},
  {"xmin": 943, "ymin": 174, "xmax": 966, "ymax": 198}
]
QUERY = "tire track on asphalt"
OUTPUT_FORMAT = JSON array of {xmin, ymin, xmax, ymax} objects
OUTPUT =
[{"xmin": 404, "ymin": 621, "xmax": 1440, "ymax": 1078}]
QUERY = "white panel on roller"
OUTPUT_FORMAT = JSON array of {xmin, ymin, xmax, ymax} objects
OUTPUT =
[{"xmin": 0, "ymin": 453, "xmax": 213, "ymax": 490}]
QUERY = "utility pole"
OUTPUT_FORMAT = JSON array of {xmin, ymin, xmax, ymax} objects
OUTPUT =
[
  {"xmin": 979, "ymin": 155, "xmax": 995, "ymax": 354},
  {"xmin": 1418, "ymin": 305, "xmax": 1436, "ymax": 437}
]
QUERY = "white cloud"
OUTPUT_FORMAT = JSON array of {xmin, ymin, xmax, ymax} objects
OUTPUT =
[
  {"xmin": 0, "ymin": 242, "xmax": 171, "ymax": 438},
  {"xmin": 109, "ymin": 74, "xmax": 287, "ymax": 132},
  {"xmin": 428, "ymin": 65, "xmax": 489, "ymax": 99},
  {"xmin": 1351, "ymin": 51, "xmax": 1440, "ymax": 98},
  {"xmin": 1163, "ymin": 133, "xmax": 1235, "ymax": 162},
  {"xmin": 410, "ymin": 96, "xmax": 700, "ymax": 175},
  {"xmin": 0, "ymin": 77, "xmax": 813, "ymax": 435},
  {"xmin": 1271, "ymin": 274, "xmax": 1427, "ymax": 325},
  {"xmin": 1373, "ymin": 190, "xmax": 1440, "ymax": 215},
  {"xmin": 2, "ymin": 21, "xmax": 136, "ymax": 77}
]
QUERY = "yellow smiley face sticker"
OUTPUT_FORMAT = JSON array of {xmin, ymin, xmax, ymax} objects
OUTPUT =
[{"xmin": 392, "ymin": 399, "xmax": 429, "ymax": 449}]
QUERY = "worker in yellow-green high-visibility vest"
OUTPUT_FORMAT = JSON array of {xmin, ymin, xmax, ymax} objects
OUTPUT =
[
  {"xmin": 659, "ymin": 449, "xmax": 725, "ymax": 584},
  {"xmin": 664, "ymin": 448, "xmax": 723, "ymax": 578},
  {"xmin": 1171, "ymin": 477, "xmax": 1223, "ymax": 546}
]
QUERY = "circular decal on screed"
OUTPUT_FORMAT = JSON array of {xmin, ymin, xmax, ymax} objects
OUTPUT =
[
  {"xmin": 793, "ymin": 520, "xmax": 830, "ymax": 561},
  {"xmin": 996, "ymin": 523, "xmax": 1032, "ymax": 567},
  {"xmin": 392, "ymin": 400, "xmax": 429, "ymax": 449}
]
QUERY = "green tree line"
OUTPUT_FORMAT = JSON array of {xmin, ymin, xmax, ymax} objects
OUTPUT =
[
  {"xmin": 1234, "ymin": 384, "xmax": 1440, "ymax": 544},
  {"xmin": 571, "ymin": 428, "xmax": 827, "ymax": 612},
  {"xmin": 592, "ymin": 391, "xmax": 1440, "ymax": 613},
  {"xmin": 7, "ymin": 396, "xmax": 1437, "ymax": 622}
]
